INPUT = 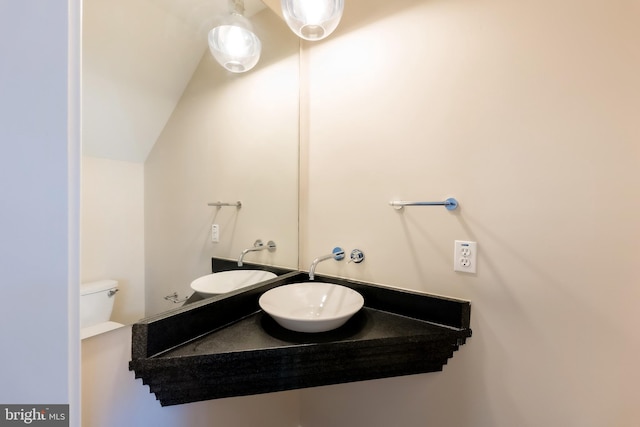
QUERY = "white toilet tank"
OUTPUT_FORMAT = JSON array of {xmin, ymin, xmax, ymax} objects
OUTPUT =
[{"xmin": 80, "ymin": 279, "xmax": 119, "ymax": 329}]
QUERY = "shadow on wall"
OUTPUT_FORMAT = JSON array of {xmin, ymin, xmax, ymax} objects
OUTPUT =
[{"xmin": 81, "ymin": 326, "xmax": 301, "ymax": 427}]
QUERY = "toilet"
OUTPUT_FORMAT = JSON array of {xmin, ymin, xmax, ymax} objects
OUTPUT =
[{"xmin": 80, "ymin": 279, "xmax": 123, "ymax": 339}]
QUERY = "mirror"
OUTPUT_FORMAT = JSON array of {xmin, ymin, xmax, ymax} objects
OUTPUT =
[{"xmin": 81, "ymin": 0, "xmax": 300, "ymax": 329}]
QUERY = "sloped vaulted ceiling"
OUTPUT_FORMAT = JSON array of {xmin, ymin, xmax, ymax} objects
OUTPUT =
[{"xmin": 82, "ymin": 0, "xmax": 267, "ymax": 162}]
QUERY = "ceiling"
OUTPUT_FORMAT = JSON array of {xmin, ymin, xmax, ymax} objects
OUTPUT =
[
  {"xmin": 147, "ymin": 0, "xmax": 269, "ymax": 31},
  {"xmin": 82, "ymin": 0, "xmax": 272, "ymax": 162}
]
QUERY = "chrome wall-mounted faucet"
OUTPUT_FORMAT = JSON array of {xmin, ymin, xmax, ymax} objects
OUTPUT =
[
  {"xmin": 309, "ymin": 247, "xmax": 345, "ymax": 280},
  {"xmin": 238, "ymin": 239, "xmax": 276, "ymax": 266}
]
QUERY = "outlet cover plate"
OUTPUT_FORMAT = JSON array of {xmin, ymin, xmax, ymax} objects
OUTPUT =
[
  {"xmin": 454, "ymin": 240, "xmax": 477, "ymax": 274},
  {"xmin": 211, "ymin": 224, "xmax": 220, "ymax": 243}
]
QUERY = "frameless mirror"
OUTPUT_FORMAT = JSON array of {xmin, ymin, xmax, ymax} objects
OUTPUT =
[{"xmin": 81, "ymin": 0, "xmax": 300, "ymax": 332}]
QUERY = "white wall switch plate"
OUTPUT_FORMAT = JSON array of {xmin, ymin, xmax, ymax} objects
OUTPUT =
[
  {"xmin": 211, "ymin": 224, "xmax": 220, "ymax": 243},
  {"xmin": 454, "ymin": 240, "xmax": 477, "ymax": 273}
]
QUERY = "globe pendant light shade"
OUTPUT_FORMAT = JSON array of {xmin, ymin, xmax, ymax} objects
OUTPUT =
[
  {"xmin": 281, "ymin": 0, "xmax": 344, "ymax": 41},
  {"xmin": 208, "ymin": 12, "xmax": 261, "ymax": 73}
]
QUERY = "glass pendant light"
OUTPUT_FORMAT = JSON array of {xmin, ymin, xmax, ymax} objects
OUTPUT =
[
  {"xmin": 281, "ymin": 0, "xmax": 344, "ymax": 41},
  {"xmin": 208, "ymin": 0, "xmax": 261, "ymax": 73}
]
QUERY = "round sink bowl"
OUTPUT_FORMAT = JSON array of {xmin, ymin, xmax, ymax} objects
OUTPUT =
[
  {"xmin": 259, "ymin": 282, "xmax": 364, "ymax": 333},
  {"xmin": 190, "ymin": 270, "xmax": 277, "ymax": 297}
]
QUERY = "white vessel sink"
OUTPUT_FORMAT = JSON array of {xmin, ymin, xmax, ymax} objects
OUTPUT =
[
  {"xmin": 259, "ymin": 282, "xmax": 364, "ymax": 333},
  {"xmin": 190, "ymin": 270, "xmax": 277, "ymax": 297}
]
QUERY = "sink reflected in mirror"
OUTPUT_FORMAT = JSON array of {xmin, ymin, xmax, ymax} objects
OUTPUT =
[
  {"xmin": 259, "ymin": 283, "xmax": 364, "ymax": 333},
  {"xmin": 190, "ymin": 270, "xmax": 278, "ymax": 297}
]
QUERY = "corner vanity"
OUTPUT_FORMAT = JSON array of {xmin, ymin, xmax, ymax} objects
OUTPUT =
[{"xmin": 129, "ymin": 260, "xmax": 472, "ymax": 406}]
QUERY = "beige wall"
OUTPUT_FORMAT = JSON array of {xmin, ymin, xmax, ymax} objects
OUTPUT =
[
  {"xmin": 81, "ymin": 156, "xmax": 145, "ymax": 324},
  {"xmin": 144, "ymin": 9, "xmax": 299, "ymax": 315},
  {"xmin": 299, "ymin": 0, "xmax": 639, "ymax": 426}
]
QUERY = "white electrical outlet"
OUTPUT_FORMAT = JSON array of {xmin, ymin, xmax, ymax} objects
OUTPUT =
[
  {"xmin": 211, "ymin": 224, "xmax": 220, "ymax": 243},
  {"xmin": 454, "ymin": 240, "xmax": 477, "ymax": 273}
]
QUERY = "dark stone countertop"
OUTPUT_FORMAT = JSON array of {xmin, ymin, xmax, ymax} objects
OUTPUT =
[{"xmin": 129, "ymin": 259, "xmax": 472, "ymax": 406}]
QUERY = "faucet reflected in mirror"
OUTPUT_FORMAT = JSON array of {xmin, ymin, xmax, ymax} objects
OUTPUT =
[
  {"xmin": 81, "ymin": 0, "xmax": 300, "ymax": 334},
  {"xmin": 238, "ymin": 240, "xmax": 277, "ymax": 266}
]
